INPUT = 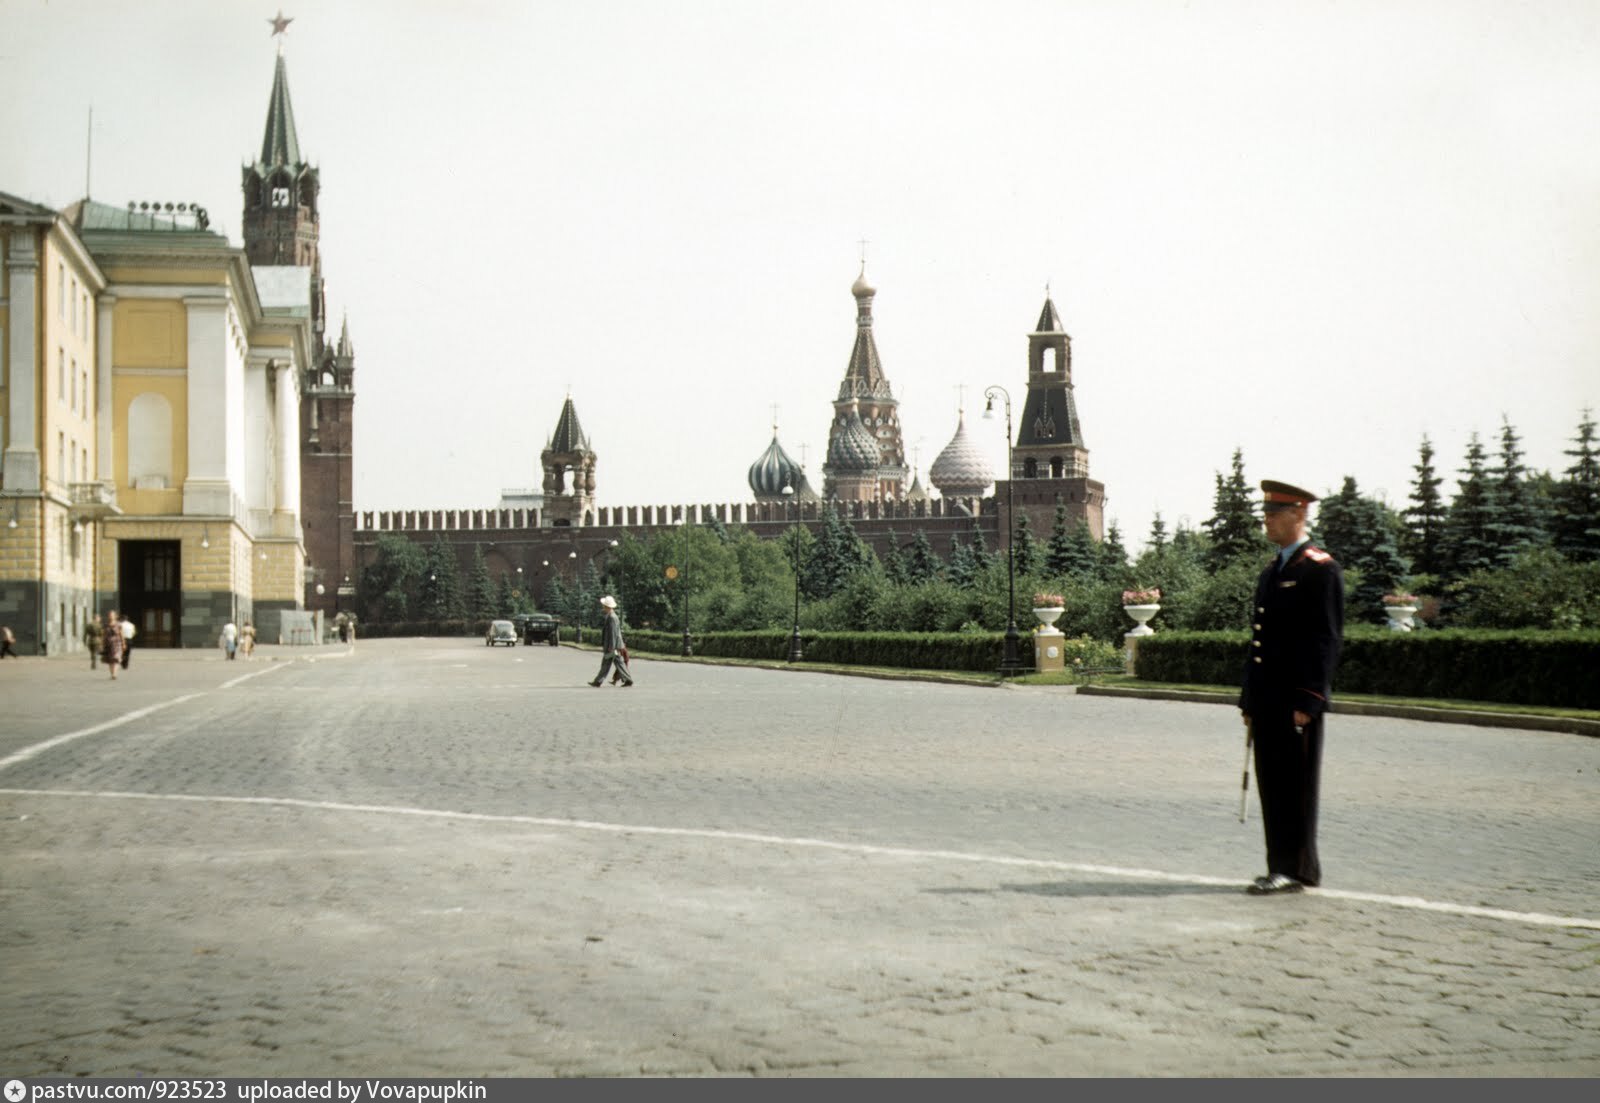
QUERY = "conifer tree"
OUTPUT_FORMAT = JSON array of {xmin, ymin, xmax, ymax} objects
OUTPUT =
[
  {"xmin": 968, "ymin": 523, "xmax": 993, "ymax": 573},
  {"xmin": 1554, "ymin": 409, "xmax": 1600, "ymax": 562},
  {"xmin": 947, "ymin": 534, "xmax": 977, "ymax": 588},
  {"xmin": 1145, "ymin": 512, "xmax": 1169, "ymax": 555},
  {"xmin": 420, "ymin": 535, "xmax": 464, "ymax": 621},
  {"xmin": 1443, "ymin": 432, "xmax": 1497, "ymax": 578},
  {"xmin": 1012, "ymin": 512, "xmax": 1040, "ymax": 577},
  {"xmin": 906, "ymin": 529, "xmax": 943, "ymax": 584},
  {"xmin": 1401, "ymin": 434, "xmax": 1448, "ymax": 575},
  {"xmin": 803, "ymin": 505, "xmax": 875, "ymax": 599},
  {"xmin": 1489, "ymin": 415, "xmax": 1542, "ymax": 561},
  {"xmin": 467, "ymin": 544, "xmax": 498, "ymax": 622},
  {"xmin": 1045, "ymin": 503, "xmax": 1073, "ymax": 574},
  {"xmin": 1204, "ymin": 448, "xmax": 1268, "ymax": 569},
  {"xmin": 881, "ymin": 528, "xmax": 910, "ymax": 586},
  {"xmin": 1315, "ymin": 476, "xmax": 1407, "ymax": 621},
  {"xmin": 1098, "ymin": 520, "xmax": 1129, "ymax": 580},
  {"xmin": 1058, "ymin": 520, "xmax": 1099, "ymax": 579}
]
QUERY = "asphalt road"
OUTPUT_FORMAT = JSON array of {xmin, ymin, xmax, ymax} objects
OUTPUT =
[{"xmin": 2, "ymin": 638, "xmax": 1596, "ymax": 1076}]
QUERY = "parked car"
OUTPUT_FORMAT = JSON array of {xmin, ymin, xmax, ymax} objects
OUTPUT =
[
  {"xmin": 522, "ymin": 613, "xmax": 561, "ymax": 646},
  {"xmin": 485, "ymin": 619, "xmax": 518, "ymax": 646}
]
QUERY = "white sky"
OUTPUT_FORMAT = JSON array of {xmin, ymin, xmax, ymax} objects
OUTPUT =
[{"xmin": 5, "ymin": 0, "xmax": 1598, "ymax": 552}]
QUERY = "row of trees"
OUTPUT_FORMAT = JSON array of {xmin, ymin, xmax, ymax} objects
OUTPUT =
[{"xmin": 357, "ymin": 410, "xmax": 1600, "ymax": 640}]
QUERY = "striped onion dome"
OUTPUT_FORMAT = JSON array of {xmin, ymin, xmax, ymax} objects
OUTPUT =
[
  {"xmin": 929, "ymin": 411, "xmax": 994, "ymax": 497},
  {"xmin": 828, "ymin": 403, "xmax": 881, "ymax": 471},
  {"xmin": 748, "ymin": 431, "xmax": 805, "ymax": 501}
]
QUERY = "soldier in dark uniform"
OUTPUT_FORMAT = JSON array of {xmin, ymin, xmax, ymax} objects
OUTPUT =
[{"xmin": 1239, "ymin": 480, "xmax": 1344, "ymax": 895}]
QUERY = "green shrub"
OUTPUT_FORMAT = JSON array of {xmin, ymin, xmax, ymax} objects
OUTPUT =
[{"xmin": 1135, "ymin": 628, "xmax": 1600, "ymax": 709}]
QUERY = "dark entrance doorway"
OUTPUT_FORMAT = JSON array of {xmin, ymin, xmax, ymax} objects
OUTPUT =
[{"xmin": 119, "ymin": 540, "xmax": 181, "ymax": 649}]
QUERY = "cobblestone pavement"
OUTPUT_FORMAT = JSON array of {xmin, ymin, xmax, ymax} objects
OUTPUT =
[{"xmin": 2, "ymin": 639, "xmax": 1596, "ymax": 1076}]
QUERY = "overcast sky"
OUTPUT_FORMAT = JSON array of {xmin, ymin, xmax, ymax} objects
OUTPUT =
[{"xmin": 5, "ymin": 0, "xmax": 1597, "ymax": 553}]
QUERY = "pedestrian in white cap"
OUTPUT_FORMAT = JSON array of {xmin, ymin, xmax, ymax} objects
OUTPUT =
[{"xmin": 588, "ymin": 595, "xmax": 633, "ymax": 687}]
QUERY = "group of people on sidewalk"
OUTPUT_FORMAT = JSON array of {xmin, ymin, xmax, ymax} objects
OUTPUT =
[
  {"xmin": 218, "ymin": 620, "xmax": 256, "ymax": 660},
  {"xmin": 81, "ymin": 611, "xmax": 136, "ymax": 679}
]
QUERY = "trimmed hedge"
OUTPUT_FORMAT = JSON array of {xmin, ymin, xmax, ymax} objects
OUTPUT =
[
  {"xmin": 624, "ymin": 629, "xmax": 1122, "ymax": 673},
  {"xmin": 1135, "ymin": 629, "xmax": 1600, "ymax": 710}
]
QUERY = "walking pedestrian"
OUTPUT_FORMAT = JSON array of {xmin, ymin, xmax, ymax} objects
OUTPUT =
[
  {"xmin": 587, "ymin": 595, "xmax": 633, "ymax": 688},
  {"xmin": 85, "ymin": 613, "xmax": 104, "ymax": 670},
  {"xmin": 221, "ymin": 620, "xmax": 239, "ymax": 660},
  {"xmin": 104, "ymin": 611, "xmax": 124, "ymax": 679},
  {"xmin": 1239, "ymin": 480, "xmax": 1345, "ymax": 895},
  {"xmin": 0, "ymin": 625, "xmax": 16, "ymax": 659},
  {"xmin": 118, "ymin": 613, "xmax": 135, "ymax": 670},
  {"xmin": 241, "ymin": 621, "xmax": 256, "ymax": 660}
]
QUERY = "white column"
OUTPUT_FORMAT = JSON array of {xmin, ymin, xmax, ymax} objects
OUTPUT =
[
  {"xmin": 3, "ymin": 227, "xmax": 41, "ymax": 491},
  {"xmin": 274, "ymin": 358, "xmax": 299, "ymax": 520},
  {"xmin": 96, "ymin": 293, "xmax": 116, "ymax": 481},
  {"xmin": 182, "ymin": 295, "xmax": 233, "ymax": 516}
]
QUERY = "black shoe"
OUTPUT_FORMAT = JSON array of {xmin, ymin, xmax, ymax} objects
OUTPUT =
[
  {"xmin": 588, "ymin": 680, "xmax": 602, "ymax": 688},
  {"xmin": 1247, "ymin": 873, "xmax": 1304, "ymax": 895},
  {"xmin": 621, "ymin": 680, "xmax": 634, "ymax": 687}
]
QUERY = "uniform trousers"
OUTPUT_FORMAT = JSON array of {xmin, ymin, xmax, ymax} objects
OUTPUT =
[{"xmin": 1252, "ymin": 709, "xmax": 1324, "ymax": 886}]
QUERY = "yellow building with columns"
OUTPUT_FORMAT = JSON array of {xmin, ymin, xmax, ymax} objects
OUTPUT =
[{"xmin": 0, "ymin": 192, "xmax": 311, "ymax": 653}]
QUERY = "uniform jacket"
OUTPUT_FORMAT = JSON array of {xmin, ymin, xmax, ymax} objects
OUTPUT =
[
  {"xmin": 1239, "ymin": 542, "xmax": 1345, "ymax": 718},
  {"xmin": 601, "ymin": 611, "xmax": 625, "ymax": 654}
]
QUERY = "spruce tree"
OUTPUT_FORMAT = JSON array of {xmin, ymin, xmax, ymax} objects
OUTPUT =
[
  {"xmin": 1045, "ymin": 503, "xmax": 1073, "ymax": 574},
  {"xmin": 906, "ymin": 529, "xmax": 943, "ymax": 584},
  {"xmin": 803, "ymin": 505, "xmax": 874, "ymax": 599},
  {"xmin": 968, "ymin": 523, "xmax": 993, "ymax": 573},
  {"xmin": 1146, "ymin": 512, "xmax": 1169, "ymax": 555},
  {"xmin": 1489, "ymin": 415, "xmax": 1542, "ymax": 561},
  {"xmin": 1315, "ymin": 476, "xmax": 1407, "ymax": 621},
  {"xmin": 1554, "ymin": 409, "xmax": 1600, "ymax": 562},
  {"xmin": 947, "ymin": 534, "xmax": 977, "ymax": 588},
  {"xmin": 1204, "ymin": 448, "xmax": 1268, "ymax": 569},
  {"xmin": 467, "ymin": 544, "xmax": 498, "ymax": 622},
  {"xmin": 1443, "ymin": 432, "xmax": 1498, "ymax": 578},
  {"xmin": 1059, "ymin": 520, "xmax": 1099, "ymax": 580},
  {"xmin": 1012, "ymin": 512, "xmax": 1040, "ymax": 577},
  {"xmin": 1401, "ymin": 434, "xmax": 1448, "ymax": 576},
  {"xmin": 881, "ymin": 528, "xmax": 910, "ymax": 586},
  {"xmin": 1098, "ymin": 520, "xmax": 1128, "ymax": 580},
  {"xmin": 420, "ymin": 535, "xmax": 464, "ymax": 621}
]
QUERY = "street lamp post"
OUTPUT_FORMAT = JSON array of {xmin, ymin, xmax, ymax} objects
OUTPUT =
[
  {"xmin": 680, "ymin": 509, "xmax": 693, "ymax": 656},
  {"xmin": 984, "ymin": 385, "xmax": 1025, "ymax": 677},
  {"xmin": 568, "ymin": 549, "xmax": 580, "ymax": 645},
  {"xmin": 781, "ymin": 483, "xmax": 804, "ymax": 662}
]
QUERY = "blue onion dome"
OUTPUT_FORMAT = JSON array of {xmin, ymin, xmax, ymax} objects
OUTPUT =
[
  {"xmin": 828, "ymin": 403, "xmax": 881, "ymax": 471},
  {"xmin": 929, "ymin": 410, "xmax": 994, "ymax": 497},
  {"xmin": 748, "ymin": 432, "xmax": 804, "ymax": 501}
]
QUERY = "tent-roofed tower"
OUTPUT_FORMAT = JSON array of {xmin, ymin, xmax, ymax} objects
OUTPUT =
[
  {"xmin": 1003, "ymin": 294, "xmax": 1104, "ymax": 543},
  {"xmin": 244, "ymin": 25, "xmax": 353, "ymax": 618},
  {"xmin": 542, "ymin": 395, "xmax": 597, "ymax": 527},
  {"xmin": 822, "ymin": 267, "xmax": 908, "ymax": 501},
  {"xmin": 242, "ymin": 50, "xmax": 324, "ymax": 348}
]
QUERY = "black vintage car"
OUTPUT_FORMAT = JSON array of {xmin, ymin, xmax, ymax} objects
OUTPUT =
[{"xmin": 517, "ymin": 613, "xmax": 561, "ymax": 646}]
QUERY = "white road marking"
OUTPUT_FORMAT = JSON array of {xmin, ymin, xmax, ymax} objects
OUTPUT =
[
  {"xmin": 3, "ymin": 787, "xmax": 1597, "ymax": 931},
  {"xmin": 0, "ymin": 663, "xmax": 288, "ymax": 774}
]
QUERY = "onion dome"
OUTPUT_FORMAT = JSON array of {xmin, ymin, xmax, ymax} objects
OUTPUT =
[
  {"xmin": 748, "ymin": 431, "xmax": 805, "ymax": 502},
  {"xmin": 929, "ymin": 410, "xmax": 994, "ymax": 498},
  {"xmin": 851, "ymin": 267, "xmax": 875, "ymax": 299},
  {"xmin": 828, "ymin": 402, "xmax": 881, "ymax": 472}
]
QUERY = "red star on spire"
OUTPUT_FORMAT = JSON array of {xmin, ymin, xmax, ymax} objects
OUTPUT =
[{"xmin": 268, "ymin": 10, "xmax": 293, "ymax": 37}]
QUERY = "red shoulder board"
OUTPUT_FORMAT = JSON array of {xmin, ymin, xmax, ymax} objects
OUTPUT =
[{"xmin": 1303, "ymin": 547, "xmax": 1333, "ymax": 563}]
